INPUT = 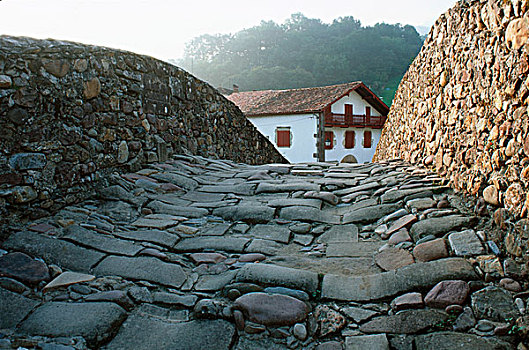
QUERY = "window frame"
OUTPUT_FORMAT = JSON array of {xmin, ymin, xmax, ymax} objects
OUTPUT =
[
  {"xmin": 345, "ymin": 130, "xmax": 356, "ymax": 149},
  {"xmin": 363, "ymin": 130, "xmax": 372, "ymax": 148},
  {"xmin": 276, "ymin": 127, "xmax": 291, "ymax": 148}
]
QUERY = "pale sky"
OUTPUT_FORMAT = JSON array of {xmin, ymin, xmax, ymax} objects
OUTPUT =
[{"xmin": 1, "ymin": 0, "xmax": 457, "ymax": 61}]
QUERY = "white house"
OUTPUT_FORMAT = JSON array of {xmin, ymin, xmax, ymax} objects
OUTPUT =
[{"xmin": 227, "ymin": 82, "xmax": 389, "ymax": 164}]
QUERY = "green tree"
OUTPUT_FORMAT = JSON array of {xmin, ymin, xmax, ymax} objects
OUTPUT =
[{"xmin": 176, "ymin": 13, "xmax": 423, "ymax": 105}]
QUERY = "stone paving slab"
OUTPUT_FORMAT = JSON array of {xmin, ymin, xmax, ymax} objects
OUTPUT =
[
  {"xmin": 267, "ymin": 198, "xmax": 322, "ymax": 209},
  {"xmin": 113, "ymin": 229, "xmax": 179, "ymax": 248},
  {"xmin": 149, "ymin": 172, "xmax": 199, "ymax": 190},
  {"xmin": 147, "ymin": 200, "xmax": 209, "ymax": 218},
  {"xmin": 198, "ymin": 183, "xmax": 255, "ymax": 195},
  {"xmin": 195, "ymin": 271, "xmax": 237, "ymax": 292},
  {"xmin": 3, "ymin": 231, "xmax": 105, "ymax": 273},
  {"xmin": 249, "ymin": 224, "xmax": 292, "ymax": 244},
  {"xmin": 94, "ymin": 256, "xmax": 187, "ymax": 288},
  {"xmin": 106, "ymin": 315, "xmax": 235, "ymax": 350},
  {"xmin": 359, "ymin": 309, "xmax": 448, "ymax": 334},
  {"xmin": 174, "ymin": 236, "xmax": 251, "ymax": 252},
  {"xmin": 414, "ymin": 331, "xmax": 512, "ymax": 350},
  {"xmin": 410, "ymin": 216, "xmax": 478, "ymax": 241},
  {"xmin": 317, "ymin": 225, "xmax": 359, "ymax": 244},
  {"xmin": 62, "ymin": 225, "xmax": 144, "ymax": 256},
  {"xmin": 149, "ymin": 194, "xmax": 192, "ymax": 207},
  {"xmin": 99, "ymin": 185, "xmax": 148, "ymax": 207},
  {"xmin": 235, "ymin": 263, "xmax": 319, "ymax": 294},
  {"xmin": 279, "ymin": 206, "xmax": 341, "ymax": 224},
  {"xmin": 342, "ymin": 203, "xmax": 402, "ymax": 224},
  {"xmin": 326, "ymin": 242, "xmax": 384, "ymax": 257},
  {"xmin": 381, "ymin": 187, "xmax": 441, "ymax": 203},
  {"xmin": 190, "ymin": 200, "xmax": 238, "ymax": 209},
  {"xmin": 345, "ymin": 334, "xmax": 389, "ymax": 350},
  {"xmin": 333, "ymin": 182, "xmax": 381, "ymax": 196},
  {"xmin": 0, "ymin": 287, "xmax": 39, "ymax": 329},
  {"xmin": 181, "ymin": 191, "xmax": 226, "ymax": 202},
  {"xmin": 131, "ymin": 218, "xmax": 181, "ymax": 230},
  {"xmin": 322, "ymin": 258, "xmax": 477, "ymax": 301},
  {"xmin": 19, "ymin": 302, "xmax": 126, "ymax": 347},
  {"xmin": 213, "ymin": 205, "xmax": 275, "ymax": 224},
  {"xmin": 256, "ymin": 182, "xmax": 320, "ymax": 194},
  {"xmin": 245, "ymin": 239, "xmax": 284, "ymax": 255}
]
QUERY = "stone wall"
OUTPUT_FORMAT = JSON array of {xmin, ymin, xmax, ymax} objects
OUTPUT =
[
  {"xmin": 374, "ymin": 0, "xmax": 529, "ymax": 259},
  {"xmin": 0, "ymin": 36, "xmax": 286, "ymax": 226}
]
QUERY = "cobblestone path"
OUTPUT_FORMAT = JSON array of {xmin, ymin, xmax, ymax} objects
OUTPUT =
[{"xmin": 0, "ymin": 155, "xmax": 525, "ymax": 349}]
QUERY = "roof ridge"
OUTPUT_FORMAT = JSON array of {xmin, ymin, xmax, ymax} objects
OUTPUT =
[{"xmin": 231, "ymin": 81, "xmax": 362, "ymax": 95}]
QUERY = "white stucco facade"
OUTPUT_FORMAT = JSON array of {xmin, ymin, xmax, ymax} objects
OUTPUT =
[
  {"xmin": 241, "ymin": 89, "xmax": 386, "ymax": 164},
  {"xmin": 331, "ymin": 92, "xmax": 382, "ymax": 117},
  {"xmin": 324, "ymin": 127, "xmax": 382, "ymax": 163},
  {"xmin": 248, "ymin": 113, "xmax": 318, "ymax": 164}
]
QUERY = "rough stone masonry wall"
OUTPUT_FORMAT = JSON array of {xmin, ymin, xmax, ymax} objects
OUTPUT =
[
  {"xmin": 374, "ymin": 0, "xmax": 529, "ymax": 259},
  {"xmin": 0, "ymin": 36, "xmax": 286, "ymax": 226}
]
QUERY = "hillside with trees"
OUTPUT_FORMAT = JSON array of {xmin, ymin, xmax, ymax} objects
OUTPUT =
[{"xmin": 174, "ymin": 14, "xmax": 424, "ymax": 105}]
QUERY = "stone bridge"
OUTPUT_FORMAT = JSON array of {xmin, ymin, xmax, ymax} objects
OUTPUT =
[
  {"xmin": 0, "ymin": 155, "xmax": 524, "ymax": 349},
  {"xmin": 1, "ymin": 1, "xmax": 529, "ymax": 348}
]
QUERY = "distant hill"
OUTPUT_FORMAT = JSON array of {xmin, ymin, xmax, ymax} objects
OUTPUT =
[{"xmin": 173, "ymin": 14, "xmax": 424, "ymax": 106}]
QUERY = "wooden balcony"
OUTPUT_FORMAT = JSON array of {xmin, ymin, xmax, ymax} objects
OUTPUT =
[{"xmin": 324, "ymin": 113, "xmax": 386, "ymax": 129}]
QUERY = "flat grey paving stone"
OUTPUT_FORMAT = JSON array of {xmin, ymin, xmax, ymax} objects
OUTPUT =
[
  {"xmin": 268, "ymin": 255, "xmax": 382, "ymax": 276},
  {"xmin": 113, "ymin": 229, "xmax": 179, "ymax": 248},
  {"xmin": 149, "ymin": 172, "xmax": 199, "ymax": 190},
  {"xmin": 199, "ymin": 223, "xmax": 232, "ymax": 236},
  {"xmin": 147, "ymin": 200, "xmax": 209, "ymax": 218},
  {"xmin": 198, "ymin": 183, "xmax": 255, "ymax": 196},
  {"xmin": 359, "ymin": 309, "xmax": 447, "ymax": 334},
  {"xmin": 131, "ymin": 213, "xmax": 186, "ymax": 230},
  {"xmin": 107, "ymin": 316, "xmax": 234, "ymax": 350},
  {"xmin": 317, "ymin": 225, "xmax": 359, "ymax": 244},
  {"xmin": 249, "ymin": 224, "xmax": 292, "ymax": 243},
  {"xmin": 195, "ymin": 271, "xmax": 237, "ymax": 291},
  {"xmin": 448, "ymin": 230, "xmax": 485, "ymax": 256},
  {"xmin": 19, "ymin": 302, "xmax": 126, "ymax": 347},
  {"xmin": 235, "ymin": 263, "xmax": 319, "ymax": 294},
  {"xmin": 175, "ymin": 236, "xmax": 250, "ymax": 252},
  {"xmin": 181, "ymin": 191, "xmax": 226, "ymax": 203},
  {"xmin": 279, "ymin": 206, "xmax": 341, "ymax": 224},
  {"xmin": 149, "ymin": 194, "xmax": 191, "ymax": 207},
  {"xmin": 99, "ymin": 185, "xmax": 147, "ymax": 207},
  {"xmin": 0, "ymin": 287, "xmax": 39, "ymax": 329},
  {"xmin": 256, "ymin": 182, "xmax": 320, "ymax": 194},
  {"xmin": 381, "ymin": 187, "xmax": 440, "ymax": 203},
  {"xmin": 322, "ymin": 258, "xmax": 477, "ymax": 301},
  {"xmin": 3, "ymin": 231, "xmax": 104, "ymax": 273},
  {"xmin": 267, "ymin": 198, "xmax": 322, "ymax": 209},
  {"xmin": 342, "ymin": 306, "xmax": 379, "ymax": 323},
  {"xmin": 414, "ymin": 331, "xmax": 513, "ymax": 350},
  {"xmin": 342, "ymin": 203, "xmax": 402, "ymax": 224},
  {"xmin": 213, "ymin": 205, "xmax": 275, "ymax": 224},
  {"xmin": 98, "ymin": 201, "xmax": 137, "ymax": 223},
  {"xmin": 347, "ymin": 198, "xmax": 379, "ymax": 211},
  {"xmin": 333, "ymin": 182, "xmax": 381, "ymax": 196},
  {"xmin": 326, "ymin": 242, "xmax": 384, "ymax": 258},
  {"xmin": 190, "ymin": 200, "xmax": 238, "ymax": 209},
  {"xmin": 62, "ymin": 225, "xmax": 143, "ymax": 256},
  {"xmin": 245, "ymin": 239, "xmax": 284, "ymax": 255},
  {"xmin": 94, "ymin": 256, "xmax": 187, "ymax": 288},
  {"xmin": 471, "ymin": 286, "xmax": 519, "ymax": 322},
  {"xmin": 345, "ymin": 334, "xmax": 389, "ymax": 350},
  {"xmin": 235, "ymin": 337, "xmax": 289, "ymax": 350},
  {"xmin": 410, "ymin": 216, "xmax": 478, "ymax": 242}
]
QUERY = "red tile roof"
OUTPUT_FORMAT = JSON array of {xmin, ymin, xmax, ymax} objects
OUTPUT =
[{"xmin": 227, "ymin": 82, "xmax": 389, "ymax": 117}]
